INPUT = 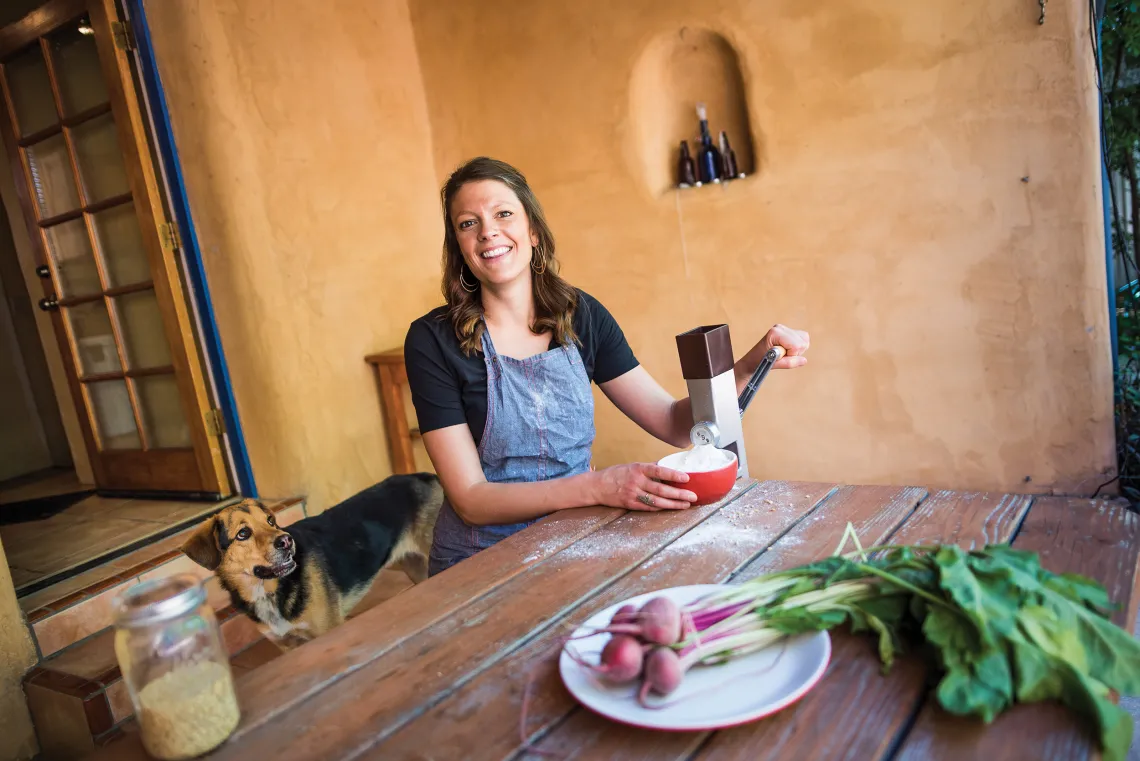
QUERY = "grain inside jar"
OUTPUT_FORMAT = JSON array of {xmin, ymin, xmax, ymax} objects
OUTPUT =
[{"xmin": 137, "ymin": 660, "xmax": 240, "ymax": 760}]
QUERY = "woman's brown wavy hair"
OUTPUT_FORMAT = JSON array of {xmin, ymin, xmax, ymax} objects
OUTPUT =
[{"xmin": 440, "ymin": 157, "xmax": 579, "ymax": 355}]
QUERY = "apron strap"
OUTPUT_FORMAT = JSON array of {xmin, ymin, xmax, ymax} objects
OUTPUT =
[{"xmin": 479, "ymin": 321, "xmax": 501, "ymax": 380}]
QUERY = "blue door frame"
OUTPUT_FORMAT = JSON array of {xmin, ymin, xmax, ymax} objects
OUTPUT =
[
  {"xmin": 120, "ymin": 0, "xmax": 257, "ymax": 497},
  {"xmin": 1098, "ymin": 14, "xmax": 1119, "ymax": 377}
]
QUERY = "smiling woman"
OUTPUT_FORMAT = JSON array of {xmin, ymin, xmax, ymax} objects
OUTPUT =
[{"xmin": 403, "ymin": 157, "xmax": 812, "ymax": 575}]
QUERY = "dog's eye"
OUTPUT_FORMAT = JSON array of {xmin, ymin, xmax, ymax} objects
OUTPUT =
[
  {"xmin": 266, "ymin": 515, "xmax": 276, "ymax": 527},
  {"xmin": 236, "ymin": 527, "xmax": 252, "ymax": 541}
]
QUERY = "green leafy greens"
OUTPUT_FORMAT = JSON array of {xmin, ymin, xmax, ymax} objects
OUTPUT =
[{"xmin": 676, "ymin": 526, "xmax": 1140, "ymax": 760}]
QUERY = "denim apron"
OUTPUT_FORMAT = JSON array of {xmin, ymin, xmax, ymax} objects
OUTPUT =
[{"xmin": 428, "ymin": 324, "xmax": 595, "ymax": 576}]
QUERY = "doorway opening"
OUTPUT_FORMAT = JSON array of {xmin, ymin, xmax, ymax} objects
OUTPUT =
[{"xmin": 0, "ymin": 0, "xmax": 246, "ymax": 598}]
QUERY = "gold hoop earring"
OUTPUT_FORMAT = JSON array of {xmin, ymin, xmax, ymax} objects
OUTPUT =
[
  {"xmin": 531, "ymin": 245, "xmax": 547, "ymax": 275},
  {"xmin": 460, "ymin": 269, "xmax": 478, "ymax": 293}
]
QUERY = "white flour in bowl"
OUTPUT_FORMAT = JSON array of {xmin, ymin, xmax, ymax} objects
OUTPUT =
[{"xmin": 669, "ymin": 444, "xmax": 734, "ymax": 473}]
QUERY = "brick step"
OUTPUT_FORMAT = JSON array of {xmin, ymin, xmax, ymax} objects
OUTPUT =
[
  {"xmin": 25, "ymin": 604, "xmax": 273, "ymax": 760},
  {"xmin": 20, "ymin": 498, "xmax": 307, "ymax": 659},
  {"xmin": 25, "ymin": 563, "xmax": 417, "ymax": 760}
]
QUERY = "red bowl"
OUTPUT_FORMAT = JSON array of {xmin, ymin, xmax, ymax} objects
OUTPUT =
[{"xmin": 656, "ymin": 449, "xmax": 739, "ymax": 506}]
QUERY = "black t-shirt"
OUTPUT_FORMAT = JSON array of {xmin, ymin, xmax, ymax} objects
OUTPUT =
[{"xmin": 404, "ymin": 290, "xmax": 639, "ymax": 443}]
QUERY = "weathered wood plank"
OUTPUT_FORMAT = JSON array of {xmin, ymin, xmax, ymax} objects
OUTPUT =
[
  {"xmin": 362, "ymin": 481, "xmax": 838, "ymax": 761},
  {"xmin": 523, "ymin": 484, "xmax": 929, "ymax": 761},
  {"xmin": 892, "ymin": 496, "xmax": 1140, "ymax": 761},
  {"xmin": 203, "ymin": 483, "xmax": 759, "ymax": 761},
  {"xmin": 692, "ymin": 488, "xmax": 1033, "ymax": 761},
  {"xmin": 733, "ymin": 485, "xmax": 930, "ymax": 581},
  {"xmin": 522, "ymin": 710, "xmax": 706, "ymax": 760},
  {"xmin": 886, "ymin": 490, "xmax": 1033, "ymax": 549},
  {"xmin": 80, "ymin": 503, "xmax": 632, "ymax": 761},
  {"xmin": 1017, "ymin": 497, "xmax": 1140, "ymax": 629}
]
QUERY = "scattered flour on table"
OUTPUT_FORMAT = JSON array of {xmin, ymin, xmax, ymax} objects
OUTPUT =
[
  {"xmin": 667, "ymin": 521, "xmax": 750, "ymax": 552},
  {"xmin": 521, "ymin": 536, "xmax": 569, "ymax": 564}
]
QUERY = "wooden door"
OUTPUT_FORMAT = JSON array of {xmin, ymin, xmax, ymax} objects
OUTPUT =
[{"xmin": 0, "ymin": 0, "xmax": 231, "ymax": 496}]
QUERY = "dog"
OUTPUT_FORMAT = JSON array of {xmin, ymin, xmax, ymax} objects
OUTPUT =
[{"xmin": 181, "ymin": 473, "xmax": 443, "ymax": 650}]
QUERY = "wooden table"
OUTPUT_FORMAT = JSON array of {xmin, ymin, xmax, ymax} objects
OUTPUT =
[{"xmin": 90, "ymin": 479, "xmax": 1140, "ymax": 761}]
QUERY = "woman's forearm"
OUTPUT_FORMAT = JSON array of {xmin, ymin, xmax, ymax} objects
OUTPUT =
[{"xmin": 451, "ymin": 470, "xmax": 602, "ymax": 525}]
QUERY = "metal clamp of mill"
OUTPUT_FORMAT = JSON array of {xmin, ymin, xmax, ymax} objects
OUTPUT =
[{"xmin": 676, "ymin": 325, "xmax": 785, "ymax": 481}]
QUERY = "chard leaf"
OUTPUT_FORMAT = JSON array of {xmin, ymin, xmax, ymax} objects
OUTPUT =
[
  {"xmin": 934, "ymin": 546, "xmax": 1022, "ymax": 643},
  {"xmin": 934, "ymin": 646, "xmax": 1012, "ymax": 723},
  {"xmin": 1012, "ymin": 638, "xmax": 1133, "ymax": 761},
  {"xmin": 888, "ymin": 563, "xmax": 939, "ymax": 594},
  {"xmin": 856, "ymin": 594, "xmax": 909, "ymax": 627},
  {"xmin": 909, "ymin": 595, "xmax": 928, "ymax": 623},
  {"xmin": 839, "ymin": 601, "xmax": 898, "ymax": 672},
  {"xmin": 971, "ymin": 545, "xmax": 1043, "ymax": 577},
  {"xmin": 922, "ymin": 601, "xmax": 982, "ymax": 658},
  {"xmin": 1045, "ymin": 573, "xmax": 1115, "ymax": 616},
  {"xmin": 1010, "ymin": 635, "xmax": 1065, "ymax": 703},
  {"xmin": 780, "ymin": 577, "xmax": 821, "ymax": 600},
  {"xmin": 864, "ymin": 611, "xmax": 896, "ymax": 672},
  {"xmin": 767, "ymin": 606, "xmax": 847, "ymax": 635},
  {"xmin": 1037, "ymin": 590, "xmax": 1140, "ymax": 695}
]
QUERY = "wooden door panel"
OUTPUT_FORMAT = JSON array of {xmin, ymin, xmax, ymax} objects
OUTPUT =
[{"xmin": 0, "ymin": 0, "xmax": 230, "ymax": 496}]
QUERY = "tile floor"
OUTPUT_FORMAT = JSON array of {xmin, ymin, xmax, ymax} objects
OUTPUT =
[
  {"xmin": 3, "ymin": 492, "xmax": 234, "ymax": 593},
  {"xmin": 0, "ymin": 467, "xmax": 84, "ymax": 505}
]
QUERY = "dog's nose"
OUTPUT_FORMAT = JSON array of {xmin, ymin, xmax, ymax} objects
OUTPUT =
[{"xmin": 274, "ymin": 534, "xmax": 292, "ymax": 551}]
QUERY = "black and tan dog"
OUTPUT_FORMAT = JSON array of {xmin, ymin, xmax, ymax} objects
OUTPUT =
[{"xmin": 181, "ymin": 473, "xmax": 443, "ymax": 650}]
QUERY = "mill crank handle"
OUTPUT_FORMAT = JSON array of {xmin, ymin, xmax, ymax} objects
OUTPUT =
[{"xmin": 738, "ymin": 345, "xmax": 786, "ymax": 416}]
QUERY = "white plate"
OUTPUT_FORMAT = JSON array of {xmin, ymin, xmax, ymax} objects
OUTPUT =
[{"xmin": 558, "ymin": 584, "xmax": 831, "ymax": 731}]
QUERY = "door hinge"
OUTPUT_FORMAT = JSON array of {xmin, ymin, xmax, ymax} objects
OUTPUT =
[
  {"xmin": 159, "ymin": 221, "xmax": 182, "ymax": 252},
  {"xmin": 111, "ymin": 21, "xmax": 135, "ymax": 51},
  {"xmin": 205, "ymin": 409, "xmax": 226, "ymax": 437}
]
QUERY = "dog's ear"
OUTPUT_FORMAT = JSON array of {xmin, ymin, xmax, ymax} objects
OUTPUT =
[{"xmin": 181, "ymin": 517, "xmax": 223, "ymax": 570}]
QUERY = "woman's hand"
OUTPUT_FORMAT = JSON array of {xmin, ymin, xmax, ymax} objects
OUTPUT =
[
  {"xmin": 744, "ymin": 324, "xmax": 811, "ymax": 371},
  {"xmin": 591, "ymin": 463, "xmax": 698, "ymax": 511}
]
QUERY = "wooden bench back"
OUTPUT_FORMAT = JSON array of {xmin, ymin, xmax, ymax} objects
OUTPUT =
[{"xmin": 364, "ymin": 349, "xmax": 423, "ymax": 474}]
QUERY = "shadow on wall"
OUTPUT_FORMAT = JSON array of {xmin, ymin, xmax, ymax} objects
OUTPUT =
[{"xmin": 628, "ymin": 27, "xmax": 757, "ymax": 197}]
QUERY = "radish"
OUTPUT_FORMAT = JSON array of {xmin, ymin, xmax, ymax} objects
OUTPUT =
[
  {"xmin": 564, "ymin": 634, "xmax": 644, "ymax": 685},
  {"xmin": 638, "ymin": 596, "xmax": 683, "ymax": 645},
  {"xmin": 638, "ymin": 647, "xmax": 685, "ymax": 706},
  {"xmin": 565, "ymin": 598, "xmax": 683, "ymax": 644},
  {"xmin": 610, "ymin": 604, "xmax": 638, "ymax": 627}
]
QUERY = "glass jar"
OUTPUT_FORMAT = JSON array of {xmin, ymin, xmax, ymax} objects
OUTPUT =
[{"xmin": 113, "ymin": 574, "xmax": 240, "ymax": 760}]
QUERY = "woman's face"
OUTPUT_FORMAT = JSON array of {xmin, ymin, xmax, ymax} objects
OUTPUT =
[{"xmin": 450, "ymin": 179, "xmax": 539, "ymax": 288}]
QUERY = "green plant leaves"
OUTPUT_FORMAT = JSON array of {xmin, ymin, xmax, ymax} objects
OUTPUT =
[{"xmin": 723, "ymin": 538, "xmax": 1140, "ymax": 761}]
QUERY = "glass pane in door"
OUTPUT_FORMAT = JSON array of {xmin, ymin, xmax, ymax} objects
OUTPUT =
[
  {"xmin": 136, "ymin": 375, "xmax": 191, "ymax": 448},
  {"xmin": 5, "ymin": 45, "xmax": 57, "ymax": 136},
  {"xmin": 87, "ymin": 379, "xmax": 141, "ymax": 449},
  {"xmin": 91, "ymin": 203, "xmax": 149, "ymax": 287},
  {"xmin": 25, "ymin": 133, "xmax": 80, "ymax": 217},
  {"xmin": 114, "ymin": 290, "xmax": 171, "ymax": 369},
  {"xmin": 47, "ymin": 22, "xmax": 110, "ymax": 116},
  {"xmin": 67, "ymin": 300, "xmax": 121, "ymax": 375},
  {"xmin": 70, "ymin": 113, "xmax": 129, "ymax": 203},
  {"xmin": 43, "ymin": 218, "xmax": 101, "ymax": 297}
]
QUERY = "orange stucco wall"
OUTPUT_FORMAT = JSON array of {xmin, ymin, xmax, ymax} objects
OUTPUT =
[
  {"xmin": 142, "ymin": 0, "xmax": 442, "ymax": 510},
  {"xmin": 146, "ymin": 0, "xmax": 1114, "ymax": 506}
]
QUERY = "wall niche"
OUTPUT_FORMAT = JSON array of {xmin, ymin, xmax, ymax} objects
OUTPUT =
[{"xmin": 629, "ymin": 28, "xmax": 755, "ymax": 196}]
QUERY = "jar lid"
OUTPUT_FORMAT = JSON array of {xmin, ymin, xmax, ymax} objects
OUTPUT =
[{"xmin": 114, "ymin": 573, "xmax": 207, "ymax": 627}]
